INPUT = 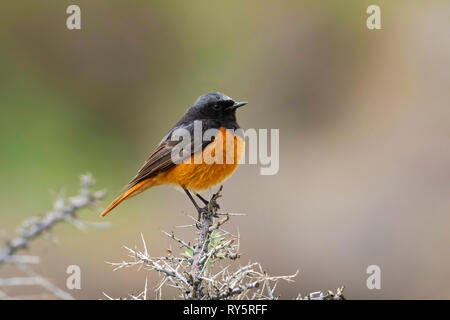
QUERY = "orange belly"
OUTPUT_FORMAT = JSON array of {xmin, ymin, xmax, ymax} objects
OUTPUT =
[{"xmin": 157, "ymin": 127, "xmax": 245, "ymax": 191}]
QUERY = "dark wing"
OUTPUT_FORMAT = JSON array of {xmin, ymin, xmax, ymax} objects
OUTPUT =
[{"xmin": 127, "ymin": 120, "xmax": 219, "ymax": 188}]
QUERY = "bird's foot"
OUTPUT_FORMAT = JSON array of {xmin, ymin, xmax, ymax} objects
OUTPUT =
[
  {"xmin": 195, "ymin": 193, "xmax": 220, "ymax": 211},
  {"xmin": 209, "ymin": 186, "xmax": 223, "ymax": 217},
  {"xmin": 196, "ymin": 190, "xmax": 222, "ymax": 217},
  {"xmin": 191, "ymin": 186, "xmax": 224, "ymax": 228}
]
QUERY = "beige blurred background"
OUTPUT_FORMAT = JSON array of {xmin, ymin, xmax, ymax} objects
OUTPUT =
[{"xmin": 1, "ymin": 0, "xmax": 450, "ymax": 299}]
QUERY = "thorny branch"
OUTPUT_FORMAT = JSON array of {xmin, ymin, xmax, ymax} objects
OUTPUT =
[
  {"xmin": 0, "ymin": 174, "xmax": 108, "ymax": 300},
  {"xmin": 107, "ymin": 186, "xmax": 345, "ymax": 300},
  {"xmin": 189, "ymin": 186, "xmax": 222, "ymax": 299},
  {"xmin": 0, "ymin": 174, "xmax": 106, "ymax": 265}
]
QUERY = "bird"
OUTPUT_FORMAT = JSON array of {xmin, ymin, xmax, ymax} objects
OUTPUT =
[{"xmin": 100, "ymin": 92, "xmax": 247, "ymax": 217}]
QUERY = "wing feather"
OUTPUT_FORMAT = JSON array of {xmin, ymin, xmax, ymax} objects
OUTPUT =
[{"xmin": 127, "ymin": 120, "xmax": 219, "ymax": 188}]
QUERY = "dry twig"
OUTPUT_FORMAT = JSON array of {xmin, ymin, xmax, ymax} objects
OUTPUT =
[
  {"xmin": 107, "ymin": 186, "xmax": 344, "ymax": 300},
  {"xmin": 0, "ymin": 174, "xmax": 107, "ymax": 300}
]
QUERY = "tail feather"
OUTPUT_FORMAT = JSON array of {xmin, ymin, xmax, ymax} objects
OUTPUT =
[{"xmin": 100, "ymin": 179, "xmax": 153, "ymax": 217}]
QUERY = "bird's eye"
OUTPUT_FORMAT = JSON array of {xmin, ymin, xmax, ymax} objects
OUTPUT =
[
  {"xmin": 214, "ymin": 100, "xmax": 234, "ymax": 111},
  {"xmin": 223, "ymin": 100, "xmax": 235, "ymax": 108}
]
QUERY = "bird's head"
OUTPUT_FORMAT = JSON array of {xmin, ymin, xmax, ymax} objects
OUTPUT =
[{"xmin": 193, "ymin": 92, "xmax": 247, "ymax": 121}]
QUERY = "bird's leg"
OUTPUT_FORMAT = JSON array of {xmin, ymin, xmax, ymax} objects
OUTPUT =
[
  {"xmin": 194, "ymin": 186, "xmax": 223, "ymax": 218},
  {"xmin": 195, "ymin": 193, "xmax": 208, "ymax": 205},
  {"xmin": 208, "ymin": 186, "xmax": 223, "ymax": 217},
  {"xmin": 183, "ymin": 187, "xmax": 207, "ymax": 224},
  {"xmin": 196, "ymin": 192, "xmax": 221, "ymax": 210}
]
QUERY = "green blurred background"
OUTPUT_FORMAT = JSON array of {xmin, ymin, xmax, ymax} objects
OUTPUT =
[{"xmin": 1, "ymin": 0, "xmax": 450, "ymax": 299}]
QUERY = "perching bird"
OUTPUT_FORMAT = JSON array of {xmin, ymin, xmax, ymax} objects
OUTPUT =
[{"xmin": 100, "ymin": 92, "xmax": 247, "ymax": 217}]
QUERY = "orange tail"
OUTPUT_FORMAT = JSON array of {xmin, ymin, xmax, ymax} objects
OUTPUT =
[{"xmin": 100, "ymin": 178, "xmax": 153, "ymax": 217}]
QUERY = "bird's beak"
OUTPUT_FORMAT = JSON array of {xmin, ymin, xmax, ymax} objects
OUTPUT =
[{"xmin": 231, "ymin": 101, "xmax": 248, "ymax": 109}]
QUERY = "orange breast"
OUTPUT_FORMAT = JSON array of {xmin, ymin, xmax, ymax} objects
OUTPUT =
[{"xmin": 159, "ymin": 127, "xmax": 245, "ymax": 191}]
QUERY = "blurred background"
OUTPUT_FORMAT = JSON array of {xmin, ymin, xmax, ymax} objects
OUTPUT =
[{"xmin": 1, "ymin": 0, "xmax": 450, "ymax": 299}]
